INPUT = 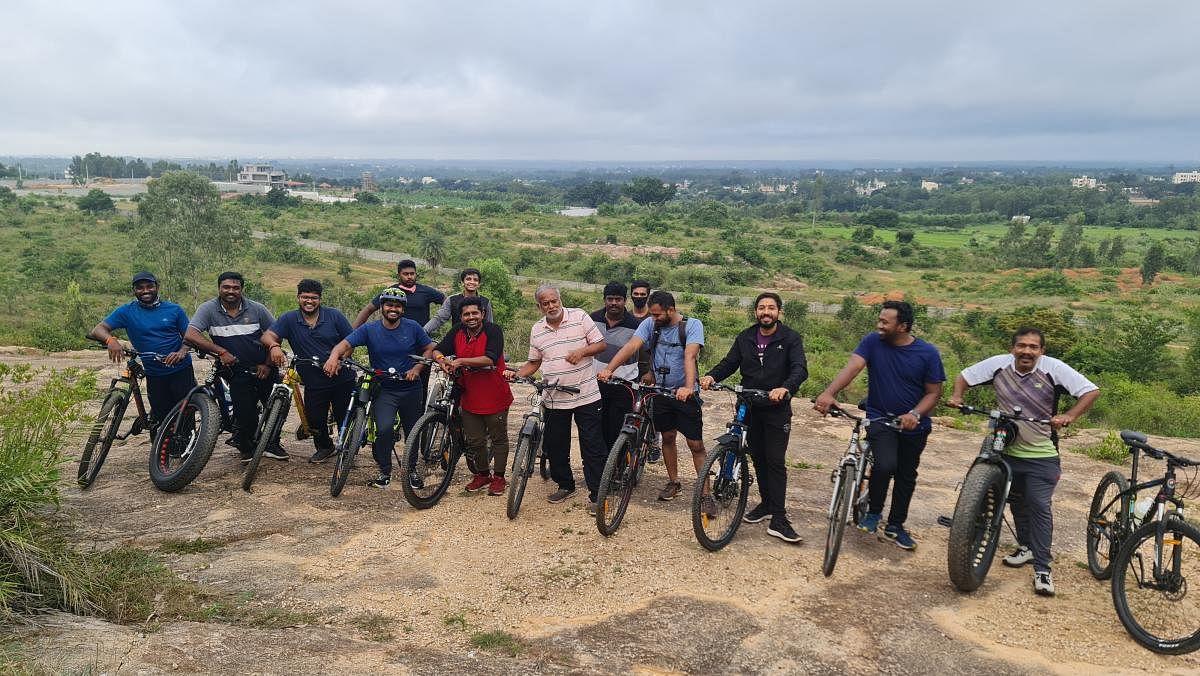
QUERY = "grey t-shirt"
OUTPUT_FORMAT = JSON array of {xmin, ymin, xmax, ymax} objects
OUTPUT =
[{"xmin": 189, "ymin": 297, "xmax": 276, "ymax": 366}]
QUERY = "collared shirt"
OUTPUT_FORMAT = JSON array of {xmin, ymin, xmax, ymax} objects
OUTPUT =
[
  {"xmin": 528, "ymin": 307, "xmax": 604, "ymax": 409},
  {"xmin": 103, "ymin": 300, "xmax": 192, "ymax": 377},
  {"xmin": 269, "ymin": 308, "xmax": 354, "ymax": 390},
  {"xmin": 190, "ymin": 297, "xmax": 275, "ymax": 367}
]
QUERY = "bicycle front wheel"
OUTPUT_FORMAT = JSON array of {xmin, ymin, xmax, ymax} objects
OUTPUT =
[
  {"xmin": 242, "ymin": 394, "xmax": 289, "ymax": 492},
  {"xmin": 692, "ymin": 444, "xmax": 749, "ymax": 552},
  {"xmin": 402, "ymin": 410, "xmax": 458, "ymax": 509},
  {"xmin": 506, "ymin": 431, "xmax": 535, "ymax": 520},
  {"xmin": 823, "ymin": 462, "xmax": 856, "ymax": 577},
  {"xmin": 78, "ymin": 389, "xmax": 130, "ymax": 488},
  {"xmin": 596, "ymin": 432, "xmax": 637, "ymax": 536},
  {"xmin": 149, "ymin": 392, "xmax": 220, "ymax": 493},
  {"xmin": 330, "ymin": 405, "xmax": 367, "ymax": 498},
  {"xmin": 1112, "ymin": 518, "xmax": 1200, "ymax": 655},
  {"xmin": 946, "ymin": 462, "xmax": 1006, "ymax": 592},
  {"xmin": 1087, "ymin": 470, "xmax": 1131, "ymax": 580}
]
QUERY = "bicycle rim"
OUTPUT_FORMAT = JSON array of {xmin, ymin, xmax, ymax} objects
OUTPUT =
[
  {"xmin": 1112, "ymin": 519, "xmax": 1200, "ymax": 654},
  {"xmin": 693, "ymin": 444, "xmax": 748, "ymax": 552},
  {"xmin": 823, "ymin": 463, "xmax": 855, "ymax": 577},
  {"xmin": 506, "ymin": 433, "xmax": 534, "ymax": 520},
  {"xmin": 242, "ymin": 396, "xmax": 287, "ymax": 492},
  {"xmin": 402, "ymin": 411, "xmax": 456, "ymax": 509},
  {"xmin": 331, "ymin": 407, "xmax": 366, "ymax": 497},
  {"xmin": 79, "ymin": 389, "xmax": 128, "ymax": 488},
  {"xmin": 596, "ymin": 433, "xmax": 636, "ymax": 536},
  {"xmin": 947, "ymin": 463, "xmax": 1005, "ymax": 592},
  {"xmin": 1087, "ymin": 470, "xmax": 1130, "ymax": 580}
]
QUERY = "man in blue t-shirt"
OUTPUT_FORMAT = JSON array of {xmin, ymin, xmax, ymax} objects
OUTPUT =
[
  {"xmin": 261, "ymin": 279, "xmax": 355, "ymax": 464},
  {"xmin": 815, "ymin": 300, "xmax": 945, "ymax": 552},
  {"xmin": 324, "ymin": 287, "xmax": 436, "ymax": 489},
  {"xmin": 91, "ymin": 271, "xmax": 196, "ymax": 426}
]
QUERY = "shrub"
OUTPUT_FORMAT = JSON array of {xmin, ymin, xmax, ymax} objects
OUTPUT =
[
  {"xmin": 255, "ymin": 232, "xmax": 321, "ymax": 265},
  {"xmin": 1022, "ymin": 271, "xmax": 1078, "ymax": 297},
  {"xmin": 1073, "ymin": 430, "xmax": 1128, "ymax": 465}
]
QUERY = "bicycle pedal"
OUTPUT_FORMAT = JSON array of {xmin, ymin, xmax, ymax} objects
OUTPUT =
[{"xmin": 936, "ymin": 515, "xmax": 954, "ymax": 528}]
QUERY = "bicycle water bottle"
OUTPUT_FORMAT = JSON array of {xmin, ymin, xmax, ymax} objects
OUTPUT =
[{"xmin": 1132, "ymin": 496, "xmax": 1154, "ymax": 527}]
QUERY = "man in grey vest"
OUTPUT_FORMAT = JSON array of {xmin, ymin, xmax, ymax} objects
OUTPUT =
[{"xmin": 590, "ymin": 282, "xmax": 649, "ymax": 450}]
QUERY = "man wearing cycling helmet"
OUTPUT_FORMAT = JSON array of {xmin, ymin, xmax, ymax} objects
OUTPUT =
[
  {"xmin": 90, "ymin": 272, "xmax": 195, "ymax": 426},
  {"xmin": 948, "ymin": 326, "xmax": 1099, "ymax": 597},
  {"xmin": 324, "ymin": 287, "xmax": 435, "ymax": 489}
]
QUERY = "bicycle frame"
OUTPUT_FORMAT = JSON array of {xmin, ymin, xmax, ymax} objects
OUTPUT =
[{"xmin": 109, "ymin": 351, "xmax": 151, "ymax": 439}]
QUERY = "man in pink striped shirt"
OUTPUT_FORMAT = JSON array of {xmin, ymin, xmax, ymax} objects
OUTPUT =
[{"xmin": 507, "ymin": 285, "xmax": 608, "ymax": 510}]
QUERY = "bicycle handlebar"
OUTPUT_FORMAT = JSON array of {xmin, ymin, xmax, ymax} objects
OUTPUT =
[
  {"xmin": 707, "ymin": 382, "xmax": 784, "ymax": 400},
  {"xmin": 822, "ymin": 400, "xmax": 902, "ymax": 428},
  {"xmin": 952, "ymin": 403, "xmax": 1050, "ymax": 425},
  {"xmin": 1120, "ymin": 430, "xmax": 1200, "ymax": 466},
  {"xmin": 86, "ymin": 334, "xmax": 185, "ymax": 362},
  {"xmin": 607, "ymin": 376, "xmax": 677, "ymax": 396},
  {"xmin": 508, "ymin": 376, "xmax": 581, "ymax": 395}
]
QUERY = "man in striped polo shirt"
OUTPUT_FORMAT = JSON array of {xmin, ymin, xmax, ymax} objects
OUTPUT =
[
  {"xmin": 508, "ymin": 285, "xmax": 607, "ymax": 509},
  {"xmin": 949, "ymin": 326, "xmax": 1100, "ymax": 597}
]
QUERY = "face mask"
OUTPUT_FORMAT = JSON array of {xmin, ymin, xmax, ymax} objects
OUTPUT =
[{"xmin": 632, "ymin": 296, "xmax": 648, "ymax": 309}]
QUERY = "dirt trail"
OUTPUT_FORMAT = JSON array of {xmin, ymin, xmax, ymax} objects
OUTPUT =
[{"xmin": 11, "ymin": 349, "xmax": 1200, "ymax": 674}]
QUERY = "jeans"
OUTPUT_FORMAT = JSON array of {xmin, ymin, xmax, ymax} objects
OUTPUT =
[
  {"xmin": 371, "ymin": 386, "xmax": 423, "ymax": 476},
  {"xmin": 145, "ymin": 369, "xmax": 197, "ymax": 425},
  {"xmin": 598, "ymin": 381, "xmax": 634, "ymax": 452},
  {"xmin": 229, "ymin": 368, "xmax": 275, "ymax": 451},
  {"xmin": 866, "ymin": 422, "xmax": 929, "ymax": 527},
  {"xmin": 544, "ymin": 402, "xmax": 607, "ymax": 501},
  {"xmin": 304, "ymin": 382, "xmax": 354, "ymax": 451},
  {"xmin": 1007, "ymin": 455, "xmax": 1061, "ymax": 573}
]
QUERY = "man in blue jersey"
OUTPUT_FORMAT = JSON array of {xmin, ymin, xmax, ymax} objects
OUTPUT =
[
  {"xmin": 90, "ymin": 272, "xmax": 195, "ymax": 426},
  {"xmin": 814, "ymin": 300, "xmax": 945, "ymax": 552},
  {"xmin": 324, "ymin": 287, "xmax": 436, "ymax": 489}
]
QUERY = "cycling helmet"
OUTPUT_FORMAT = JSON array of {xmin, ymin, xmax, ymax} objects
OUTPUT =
[{"xmin": 378, "ymin": 287, "xmax": 408, "ymax": 305}]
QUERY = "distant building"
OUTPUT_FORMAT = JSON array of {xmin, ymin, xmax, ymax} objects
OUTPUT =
[
  {"xmin": 1011, "ymin": 215, "xmax": 1031, "ymax": 224},
  {"xmin": 920, "ymin": 180, "xmax": 939, "ymax": 192},
  {"xmin": 1128, "ymin": 196, "xmax": 1160, "ymax": 207},
  {"xmin": 1071, "ymin": 175, "xmax": 1099, "ymax": 189},
  {"xmin": 854, "ymin": 178, "xmax": 887, "ymax": 196},
  {"xmin": 1172, "ymin": 171, "xmax": 1200, "ymax": 184},
  {"xmin": 237, "ymin": 164, "xmax": 287, "ymax": 186},
  {"xmin": 958, "ymin": 177, "xmax": 975, "ymax": 185},
  {"xmin": 421, "ymin": 176, "xmax": 438, "ymax": 185},
  {"xmin": 361, "ymin": 172, "xmax": 377, "ymax": 192}
]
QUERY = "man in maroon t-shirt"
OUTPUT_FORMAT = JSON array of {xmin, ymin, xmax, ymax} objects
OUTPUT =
[{"xmin": 430, "ymin": 297, "xmax": 513, "ymax": 496}]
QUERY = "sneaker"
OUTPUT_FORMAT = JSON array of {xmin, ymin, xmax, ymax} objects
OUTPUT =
[
  {"xmin": 368, "ymin": 474, "xmax": 391, "ymax": 489},
  {"xmin": 880, "ymin": 524, "xmax": 917, "ymax": 551},
  {"xmin": 743, "ymin": 503, "xmax": 771, "ymax": 524},
  {"xmin": 700, "ymin": 495, "xmax": 719, "ymax": 517},
  {"xmin": 263, "ymin": 444, "xmax": 289, "ymax": 461},
  {"xmin": 857, "ymin": 512, "xmax": 881, "ymax": 534},
  {"xmin": 767, "ymin": 517, "xmax": 803, "ymax": 544},
  {"xmin": 408, "ymin": 472, "xmax": 424, "ymax": 490},
  {"xmin": 239, "ymin": 450, "xmax": 253, "ymax": 465},
  {"xmin": 487, "ymin": 475, "xmax": 506, "ymax": 496},
  {"xmin": 647, "ymin": 441, "xmax": 662, "ymax": 464},
  {"xmin": 588, "ymin": 501, "xmax": 598, "ymax": 516},
  {"xmin": 309, "ymin": 447, "xmax": 336, "ymax": 463},
  {"xmin": 465, "ymin": 473, "xmax": 491, "ymax": 492},
  {"xmin": 1003, "ymin": 545, "xmax": 1034, "ymax": 568},
  {"xmin": 657, "ymin": 481, "xmax": 682, "ymax": 501},
  {"xmin": 547, "ymin": 487, "xmax": 577, "ymax": 503},
  {"xmin": 1033, "ymin": 570, "xmax": 1055, "ymax": 597}
]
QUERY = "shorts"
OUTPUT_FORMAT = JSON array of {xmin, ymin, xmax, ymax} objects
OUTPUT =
[{"xmin": 651, "ymin": 395, "xmax": 704, "ymax": 441}]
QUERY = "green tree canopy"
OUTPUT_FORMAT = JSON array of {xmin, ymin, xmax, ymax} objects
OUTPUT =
[
  {"xmin": 622, "ymin": 176, "xmax": 676, "ymax": 206},
  {"xmin": 77, "ymin": 189, "xmax": 115, "ymax": 214},
  {"xmin": 468, "ymin": 258, "xmax": 521, "ymax": 327}
]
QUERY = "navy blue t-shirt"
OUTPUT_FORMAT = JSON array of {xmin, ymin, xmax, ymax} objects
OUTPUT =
[
  {"xmin": 269, "ymin": 308, "xmax": 355, "ymax": 390},
  {"xmin": 372, "ymin": 283, "xmax": 445, "ymax": 327},
  {"xmin": 853, "ymin": 332, "xmax": 946, "ymax": 434},
  {"xmin": 344, "ymin": 318, "xmax": 434, "ymax": 389},
  {"xmin": 103, "ymin": 300, "xmax": 192, "ymax": 377}
]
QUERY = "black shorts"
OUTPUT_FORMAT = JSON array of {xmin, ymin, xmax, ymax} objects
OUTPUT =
[{"xmin": 651, "ymin": 395, "xmax": 704, "ymax": 441}]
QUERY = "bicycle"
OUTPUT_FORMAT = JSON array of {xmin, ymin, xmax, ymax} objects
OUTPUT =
[
  {"xmin": 594, "ymin": 375, "xmax": 676, "ymax": 537},
  {"xmin": 328, "ymin": 357, "xmax": 412, "ymax": 497},
  {"xmin": 78, "ymin": 336, "xmax": 168, "ymax": 488},
  {"xmin": 941, "ymin": 404, "xmax": 1051, "ymax": 592},
  {"xmin": 504, "ymin": 376, "xmax": 580, "ymax": 520},
  {"xmin": 691, "ymin": 382, "xmax": 776, "ymax": 552},
  {"xmin": 149, "ymin": 350, "xmax": 236, "ymax": 493},
  {"xmin": 241, "ymin": 354, "xmax": 323, "ymax": 492},
  {"xmin": 820, "ymin": 401, "xmax": 900, "ymax": 577}
]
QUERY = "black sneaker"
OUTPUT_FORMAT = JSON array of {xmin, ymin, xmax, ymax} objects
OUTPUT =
[
  {"xmin": 309, "ymin": 447, "xmax": 336, "ymax": 463},
  {"xmin": 264, "ymin": 444, "xmax": 289, "ymax": 461},
  {"xmin": 767, "ymin": 517, "xmax": 802, "ymax": 544},
  {"xmin": 408, "ymin": 472, "xmax": 425, "ymax": 490},
  {"xmin": 743, "ymin": 503, "xmax": 771, "ymax": 524},
  {"xmin": 239, "ymin": 450, "xmax": 253, "ymax": 465},
  {"xmin": 368, "ymin": 474, "xmax": 391, "ymax": 489}
]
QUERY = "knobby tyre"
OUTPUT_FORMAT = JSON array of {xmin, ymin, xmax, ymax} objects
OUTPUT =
[
  {"xmin": 148, "ymin": 392, "xmax": 219, "ymax": 493},
  {"xmin": 78, "ymin": 389, "xmax": 130, "ymax": 488},
  {"xmin": 596, "ymin": 432, "xmax": 636, "ymax": 536},
  {"xmin": 946, "ymin": 462, "xmax": 1006, "ymax": 592},
  {"xmin": 402, "ymin": 410, "xmax": 457, "ymax": 509},
  {"xmin": 823, "ymin": 462, "xmax": 857, "ymax": 577},
  {"xmin": 1111, "ymin": 518, "xmax": 1200, "ymax": 655},
  {"xmin": 1087, "ymin": 470, "xmax": 1131, "ymax": 580},
  {"xmin": 506, "ymin": 432, "xmax": 535, "ymax": 520},
  {"xmin": 242, "ymin": 394, "xmax": 288, "ymax": 492},
  {"xmin": 330, "ymin": 406, "xmax": 367, "ymax": 497},
  {"xmin": 692, "ymin": 444, "xmax": 750, "ymax": 552}
]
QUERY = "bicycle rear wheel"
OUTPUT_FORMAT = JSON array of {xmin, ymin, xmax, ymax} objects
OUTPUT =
[
  {"xmin": 1087, "ymin": 470, "xmax": 1131, "ymax": 580},
  {"xmin": 692, "ymin": 444, "xmax": 749, "ymax": 552},
  {"xmin": 506, "ymin": 431, "xmax": 535, "ymax": 520},
  {"xmin": 149, "ymin": 392, "xmax": 220, "ymax": 493},
  {"xmin": 823, "ymin": 462, "xmax": 856, "ymax": 577},
  {"xmin": 330, "ymin": 405, "xmax": 366, "ymax": 497},
  {"xmin": 946, "ymin": 462, "xmax": 1006, "ymax": 592},
  {"xmin": 1112, "ymin": 518, "xmax": 1200, "ymax": 655},
  {"xmin": 596, "ymin": 432, "xmax": 637, "ymax": 536},
  {"xmin": 402, "ymin": 410, "xmax": 458, "ymax": 509},
  {"xmin": 78, "ymin": 389, "xmax": 130, "ymax": 488},
  {"xmin": 242, "ymin": 394, "xmax": 289, "ymax": 492}
]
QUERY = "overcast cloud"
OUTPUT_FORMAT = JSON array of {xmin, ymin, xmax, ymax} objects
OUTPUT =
[{"xmin": 2, "ymin": 1, "xmax": 1198, "ymax": 162}]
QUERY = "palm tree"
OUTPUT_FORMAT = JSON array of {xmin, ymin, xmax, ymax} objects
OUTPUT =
[{"xmin": 419, "ymin": 232, "xmax": 447, "ymax": 278}]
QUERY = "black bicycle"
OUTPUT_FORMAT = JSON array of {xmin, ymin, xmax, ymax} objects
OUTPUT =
[
  {"xmin": 328, "ymin": 357, "xmax": 411, "ymax": 498},
  {"xmin": 691, "ymin": 382, "xmax": 776, "ymax": 552},
  {"xmin": 149, "ymin": 350, "xmax": 235, "ymax": 493},
  {"xmin": 595, "ymin": 375, "xmax": 676, "ymax": 536},
  {"xmin": 505, "ymin": 376, "xmax": 580, "ymax": 520},
  {"xmin": 942, "ymin": 404, "xmax": 1050, "ymax": 592},
  {"xmin": 1101, "ymin": 431, "xmax": 1200, "ymax": 654}
]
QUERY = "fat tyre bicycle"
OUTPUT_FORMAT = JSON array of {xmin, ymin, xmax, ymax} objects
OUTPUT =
[{"xmin": 149, "ymin": 351, "xmax": 233, "ymax": 493}]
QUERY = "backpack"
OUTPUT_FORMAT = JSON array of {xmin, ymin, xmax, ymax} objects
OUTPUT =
[{"xmin": 648, "ymin": 316, "xmax": 701, "ymax": 378}]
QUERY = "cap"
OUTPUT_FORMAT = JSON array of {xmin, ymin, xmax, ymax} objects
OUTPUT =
[{"xmin": 132, "ymin": 272, "xmax": 158, "ymax": 286}]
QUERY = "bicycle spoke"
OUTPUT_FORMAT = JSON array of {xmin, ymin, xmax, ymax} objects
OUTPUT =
[{"xmin": 1116, "ymin": 523, "xmax": 1200, "ymax": 650}]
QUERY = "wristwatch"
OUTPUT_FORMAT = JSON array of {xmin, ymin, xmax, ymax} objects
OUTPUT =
[{"xmin": 908, "ymin": 409, "xmax": 921, "ymax": 418}]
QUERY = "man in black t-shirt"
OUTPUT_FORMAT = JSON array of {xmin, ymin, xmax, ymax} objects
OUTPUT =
[{"xmin": 353, "ymin": 258, "xmax": 445, "ymax": 328}]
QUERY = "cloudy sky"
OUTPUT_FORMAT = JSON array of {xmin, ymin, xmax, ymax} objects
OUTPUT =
[{"xmin": 2, "ymin": 1, "xmax": 1198, "ymax": 162}]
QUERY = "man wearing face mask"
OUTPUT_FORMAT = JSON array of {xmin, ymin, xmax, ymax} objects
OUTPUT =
[
  {"xmin": 629, "ymin": 280, "xmax": 651, "ymax": 322},
  {"xmin": 90, "ymin": 272, "xmax": 195, "ymax": 427},
  {"xmin": 590, "ymin": 282, "xmax": 650, "ymax": 450}
]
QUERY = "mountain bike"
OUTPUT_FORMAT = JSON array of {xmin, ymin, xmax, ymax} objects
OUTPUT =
[
  {"xmin": 942, "ymin": 404, "xmax": 1051, "ymax": 592},
  {"xmin": 821, "ymin": 401, "xmax": 901, "ymax": 577},
  {"xmin": 241, "ymin": 354, "xmax": 323, "ymax": 492},
  {"xmin": 1086, "ymin": 430, "xmax": 1160, "ymax": 581},
  {"xmin": 691, "ymin": 382, "xmax": 776, "ymax": 552},
  {"xmin": 149, "ymin": 350, "xmax": 236, "ymax": 493},
  {"xmin": 594, "ymin": 375, "xmax": 676, "ymax": 536},
  {"xmin": 78, "ymin": 336, "xmax": 166, "ymax": 488},
  {"xmin": 328, "ymin": 357, "xmax": 412, "ymax": 497},
  {"xmin": 1106, "ymin": 431, "xmax": 1200, "ymax": 654},
  {"xmin": 504, "ymin": 376, "xmax": 580, "ymax": 519}
]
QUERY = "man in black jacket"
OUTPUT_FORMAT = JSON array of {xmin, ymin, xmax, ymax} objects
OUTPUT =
[{"xmin": 700, "ymin": 292, "xmax": 807, "ymax": 543}]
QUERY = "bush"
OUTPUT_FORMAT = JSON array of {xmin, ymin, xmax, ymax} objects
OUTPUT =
[
  {"xmin": 77, "ymin": 189, "xmax": 115, "ymax": 214},
  {"xmin": 1088, "ymin": 373, "xmax": 1200, "ymax": 437},
  {"xmin": 1073, "ymin": 430, "xmax": 1128, "ymax": 465},
  {"xmin": 478, "ymin": 202, "xmax": 506, "ymax": 216},
  {"xmin": 255, "ymin": 233, "xmax": 321, "ymax": 266},
  {"xmin": 1022, "ymin": 271, "xmax": 1077, "ymax": 297}
]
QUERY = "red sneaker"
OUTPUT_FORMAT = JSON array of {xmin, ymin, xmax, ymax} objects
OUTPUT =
[
  {"xmin": 488, "ymin": 475, "xmax": 507, "ymax": 496},
  {"xmin": 465, "ymin": 473, "xmax": 491, "ymax": 492}
]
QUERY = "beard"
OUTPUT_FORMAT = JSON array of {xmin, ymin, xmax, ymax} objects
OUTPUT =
[{"xmin": 757, "ymin": 317, "xmax": 776, "ymax": 329}]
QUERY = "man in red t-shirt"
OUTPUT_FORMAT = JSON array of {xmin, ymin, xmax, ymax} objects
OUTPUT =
[{"xmin": 430, "ymin": 297, "xmax": 513, "ymax": 496}]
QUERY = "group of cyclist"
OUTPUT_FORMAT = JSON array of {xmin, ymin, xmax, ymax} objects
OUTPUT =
[{"xmin": 93, "ymin": 258, "xmax": 1101, "ymax": 598}]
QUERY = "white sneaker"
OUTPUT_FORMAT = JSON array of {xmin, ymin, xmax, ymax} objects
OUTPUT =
[
  {"xmin": 1033, "ymin": 570, "xmax": 1055, "ymax": 597},
  {"xmin": 1003, "ymin": 545, "xmax": 1034, "ymax": 567}
]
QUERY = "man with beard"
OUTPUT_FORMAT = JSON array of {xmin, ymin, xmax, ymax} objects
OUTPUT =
[
  {"xmin": 353, "ymin": 259, "xmax": 446, "ymax": 329},
  {"xmin": 187, "ymin": 272, "xmax": 285, "ymax": 463},
  {"xmin": 423, "ymin": 267, "xmax": 494, "ymax": 336},
  {"xmin": 629, "ymin": 280, "xmax": 651, "ymax": 322},
  {"xmin": 599, "ymin": 290, "xmax": 705, "ymax": 503},
  {"xmin": 324, "ymin": 287, "xmax": 435, "ymax": 489},
  {"xmin": 948, "ymin": 327, "xmax": 1099, "ymax": 597},
  {"xmin": 431, "ymin": 297, "xmax": 513, "ymax": 496},
  {"xmin": 90, "ymin": 272, "xmax": 195, "ymax": 426},
  {"xmin": 260, "ymin": 279, "xmax": 355, "ymax": 463},
  {"xmin": 814, "ymin": 300, "xmax": 945, "ymax": 552},
  {"xmin": 507, "ymin": 285, "xmax": 607, "ymax": 510},
  {"xmin": 590, "ymin": 282, "xmax": 649, "ymax": 450},
  {"xmin": 700, "ymin": 292, "xmax": 807, "ymax": 544}
]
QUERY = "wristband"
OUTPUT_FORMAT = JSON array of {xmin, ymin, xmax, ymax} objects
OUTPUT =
[{"xmin": 105, "ymin": 336, "xmax": 119, "ymax": 345}]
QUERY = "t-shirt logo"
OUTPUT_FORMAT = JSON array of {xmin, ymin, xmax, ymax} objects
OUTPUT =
[{"xmin": 1034, "ymin": 383, "xmax": 1043, "ymax": 389}]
